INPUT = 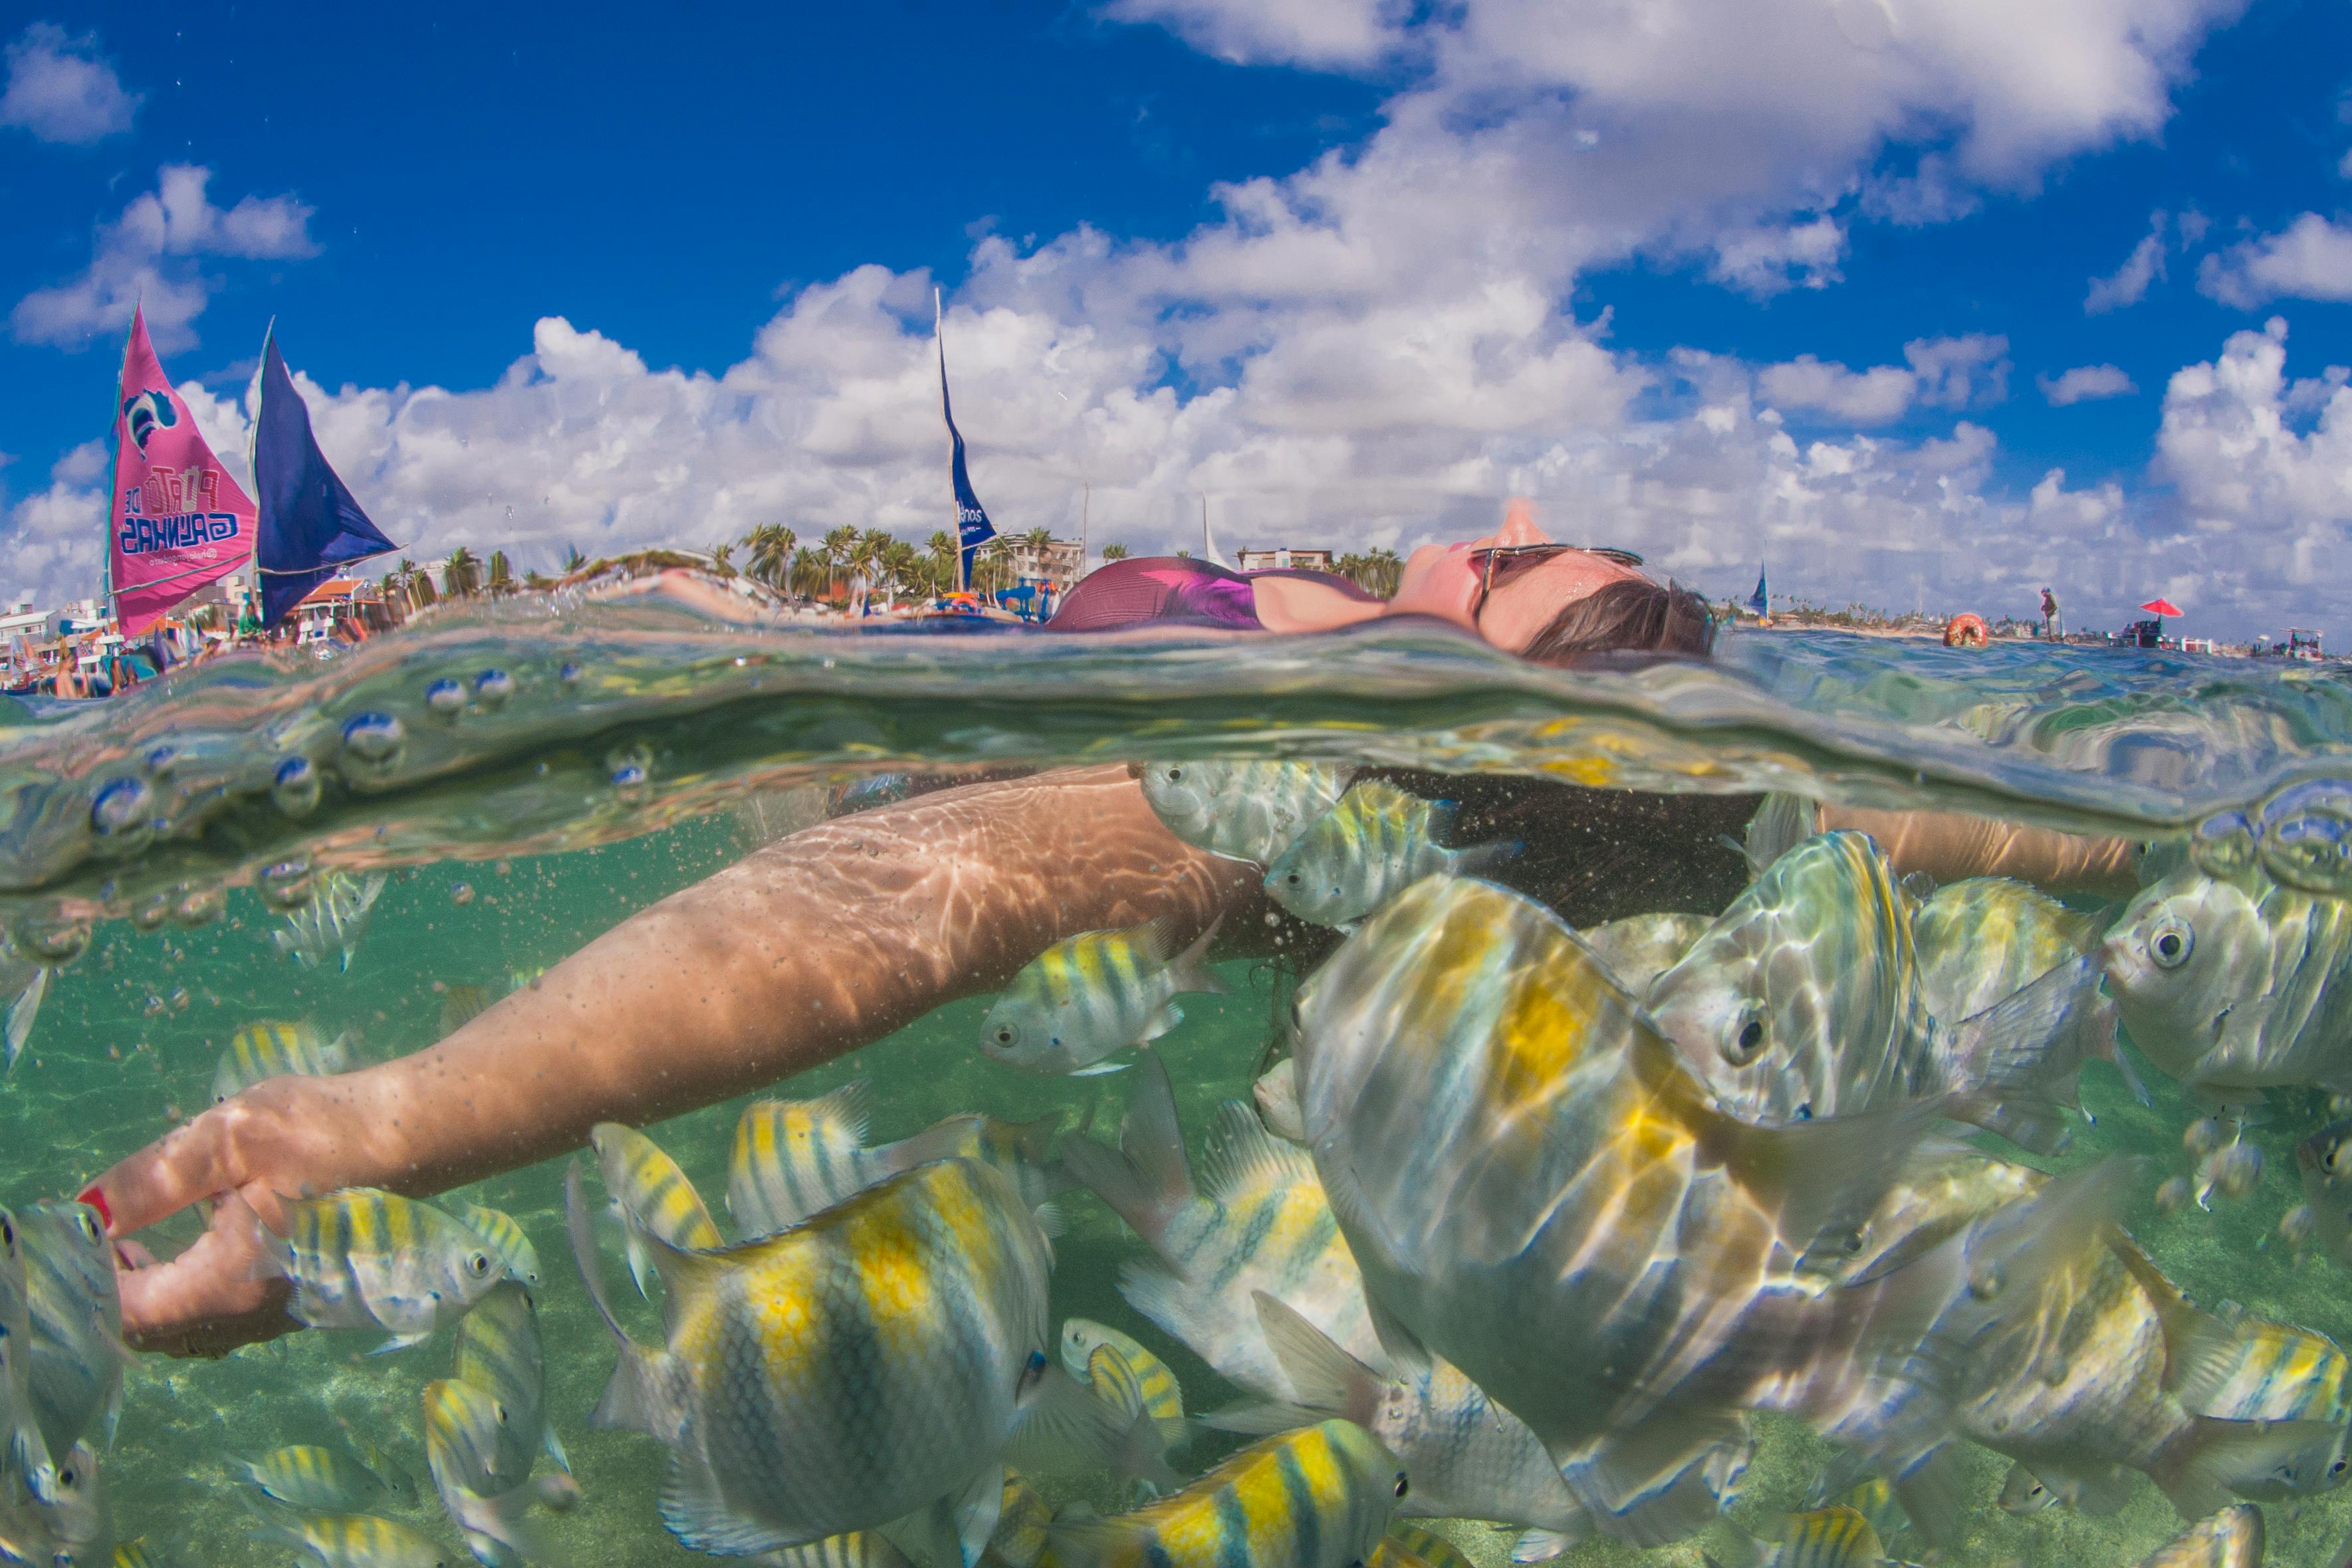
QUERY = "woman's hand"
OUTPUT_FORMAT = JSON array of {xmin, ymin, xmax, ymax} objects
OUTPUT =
[{"xmin": 82, "ymin": 1074, "xmax": 370, "ymax": 1355}]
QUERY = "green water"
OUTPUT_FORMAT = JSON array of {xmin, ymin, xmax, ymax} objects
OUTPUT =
[{"xmin": 8, "ymin": 594, "xmax": 2352, "ymax": 1565}]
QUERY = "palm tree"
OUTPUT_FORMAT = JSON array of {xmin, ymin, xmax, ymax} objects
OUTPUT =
[
  {"xmin": 882, "ymin": 540, "xmax": 921, "ymax": 604},
  {"xmin": 1336, "ymin": 546, "xmax": 1404, "ymax": 598},
  {"xmin": 846, "ymin": 530, "xmax": 889, "ymax": 602},
  {"xmin": 925, "ymin": 530, "xmax": 959, "ymax": 592},
  {"xmin": 789, "ymin": 546, "xmax": 825, "ymax": 599},
  {"xmin": 442, "ymin": 546, "xmax": 481, "ymax": 598},
  {"xmin": 1101, "ymin": 542, "xmax": 1130, "ymax": 562},
  {"xmin": 560, "ymin": 544, "xmax": 588, "ymax": 573},
  {"xmin": 820, "ymin": 527, "xmax": 858, "ymax": 601},
  {"xmin": 487, "ymin": 550, "xmax": 513, "ymax": 592},
  {"xmin": 743, "ymin": 524, "xmax": 796, "ymax": 589},
  {"xmin": 707, "ymin": 541, "xmax": 737, "ymax": 578}
]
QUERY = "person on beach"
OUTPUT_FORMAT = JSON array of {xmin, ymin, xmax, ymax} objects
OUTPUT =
[
  {"xmin": 84, "ymin": 501, "xmax": 2141, "ymax": 1355},
  {"xmin": 2041, "ymin": 587, "xmax": 2063, "ymax": 641}
]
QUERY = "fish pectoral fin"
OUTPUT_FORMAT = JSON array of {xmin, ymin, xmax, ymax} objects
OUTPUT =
[
  {"xmin": 1251, "ymin": 1291, "xmax": 1383, "ymax": 1422},
  {"xmin": 366, "ymin": 1333, "xmax": 431, "ymax": 1356},
  {"xmin": 889, "ymin": 1464, "xmax": 1002, "ymax": 1568},
  {"xmin": 1068, "ymin": 1060, "xmax": 1133, "ymax": 1077},
  {"xmin": 3, "ymin": 966, "xmax": 47, "ymax": 1071},
  {"xmin": 1510, "ymin": 1525, "xmax": 1589, "ymax": 1565},
  {"xmin": 659, "ymin": 1443, "xmax": 798, "ymax": 1557},
  {"xmin": 1138, "ymin": 1001, "xmax": 1185, "ymax": 1042}
]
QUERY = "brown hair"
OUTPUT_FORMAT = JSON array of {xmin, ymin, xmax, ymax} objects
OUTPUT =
[{"xmin": 1521, "ymin": 576, "xmax": 1715, "ymax": 666}]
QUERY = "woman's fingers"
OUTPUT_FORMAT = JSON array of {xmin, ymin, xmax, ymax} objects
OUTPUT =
[
  {"xmin": 78, "ymin": 1106, "xmax": 243, "ymax": 1239},
  {"xmin": 115, "ymin": 1190, "xmax": 294, "ymax": 1357}
]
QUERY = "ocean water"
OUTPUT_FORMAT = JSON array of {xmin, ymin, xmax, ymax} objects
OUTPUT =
[{"xmin": 5, "ymin": 581, "xmax": 2352, "ymax": 1566}]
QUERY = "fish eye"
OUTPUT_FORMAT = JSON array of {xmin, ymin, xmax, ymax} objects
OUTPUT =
[
  {"xmin": 2335, "ymin": 1458, "xmax": 2348, "ymax": 1476},
  {"xmin": 2150, "ymin": 919, "xmax": 2193, "ymax": 968},
  {"xmin": 494, "ymin": 1402, "xmax": 509, "ymax": 1423},
  {"xmin": 1393, "ymin": 1472, "xmax": 1409, "ymax": 1498},
  {"xmin": 1165, "ymin": 767, "xmax": 1183, "ymax": 782},
  {"xmin": 1284, "ymin": 871, "xmax": 1302, "ymax": 887},
  {"xmin": 993, "ymin": 1026, "xmax": 1016, "ymax": 1046},
  {"xmin": 467, "ymin": 1252, "xmax": 491, "ymax": 1276},
  {"xmin": 72, "ymin": 1212, "xmax": 98, "ymax": 1242},
  {"xmin": 57, "ymin": 1466, "xmax": 74, "ymax": 1486},
  {"xmin": 1722, "ymin": 1016, "xmax": 1767, "ymax": 1066}
]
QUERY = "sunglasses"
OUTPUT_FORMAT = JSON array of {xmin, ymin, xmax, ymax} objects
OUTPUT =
[{"xmin": 1467, "ymin": 543, "xmax": 1646, "ymax": 624}]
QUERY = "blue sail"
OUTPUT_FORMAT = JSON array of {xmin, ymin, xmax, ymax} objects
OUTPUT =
[
  {"xmin": 255, "ymin": 333, "xmax": 400, "ymax": 627},
  {"xmin": 1745, "ymin": 564, "xmax": 1769, "ymax": 617},
  {"xmin": 935, "ymin": 292, "xmax": 995, "ymax": 590}
]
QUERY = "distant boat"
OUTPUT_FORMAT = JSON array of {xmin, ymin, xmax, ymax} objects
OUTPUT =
[
  {"xmin": 934, "ymin": 289, "xmax": 997, "ymax": 594},
  {"xmin": 106, "ymin": 305, "xmax": 257, "ymax": 635},
  {"xmin": 253, "ymin": 329, "xmax": 400, "ymax": 627},
  {"xmin": 1745, "ymin": 565, "xmax": 1769, "ymax": 617}
]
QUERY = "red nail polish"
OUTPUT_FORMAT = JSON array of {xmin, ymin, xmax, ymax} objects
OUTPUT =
[{"xmin": 75, "ymin": 1186, "xmax": 110, "ymax": 1231}]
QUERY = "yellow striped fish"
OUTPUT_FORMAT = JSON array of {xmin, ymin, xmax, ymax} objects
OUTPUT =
[
  {"xmin": 1264, "ymin": 780, "xmax": 1516, "ymax": 931},
  {"xmin": 451, "ymin": 1202, "xmax": 540, "ymax": 1287},
  {"xmin": 250, "ymin": 1512, "xmax": 451, "ymax": 1567},
  {"xmin": 256, "ymin": 1188, "xmax": 501, "ymax": 1350},
  {"xmin": 727, "ymin": 1083, "xmax": 1058, "ymax": 1239},
  {"xmin": 1580, "ymin": 911, "xmax": 1711, "ymax": 994},
  {"xmin": 988, "ymin": 1472, "xmax": 1052, "ymax": 1568},
  {"xmin": 1038, "ymin": 1419, "xmax": 1400, "ymax": 1568},
  {"xmin": 1911, "ymin": 877, "xmax": 2103, "ymax": 1024},
  {"xmin": 423, "ymin": 1377, "xmax": 572, "ymax": 1566},
  {"xmin": 590, "ymin": 1121, "xmax": 723, "ymax": 1298},
  {"xmin": 566, "ymin": 1152, "xmax": 1095, "ymax": 1563},
  {"xmin": 2135, "ymin": 1504, "xmax": 2264, "ymax": 1567},
  {"xmin": 758, "ymin": 1533, "xmax": 914, "ymax": 1568},
  {"xmin": 1059, "ymin": 1319, "xmax": 1183, "ymax": 1422},
  {"xmin": 1060, "ymin": 1052, "xmax": 1381, "ymax": 1403},
  {"xmin": 112, "ymin": 1541, "xmax": 169, "ymax": 1568},
  {"xmin": 1379, "ymin": 1525, "xmax": 1476, "ymax": 1568},
  {"xmin": 1138, "ymin": 760, "xmax": 1357, "ymax": 867},
  {"xmin": 979, "ymin": 918, "xmax": 1223, "ymax": 1076},
  {"xmin": 2168, "ymin": 1309, "xmax": 2352, "ymax": 1496},
  {"xmin": 450, "ymin": 1280, "xmax": 570, "ymax": 1486},
  {"xmin": 1705, "ymin": 1505, "xmax": 1889, "ymax": 1567},
  {"xmin": 237, "ymin": 1443, "xmax": 400, "ymax": 1512},
  {"xmin": 211, "ymin": 1020, "xmax": 351, "ymax": 1103}
]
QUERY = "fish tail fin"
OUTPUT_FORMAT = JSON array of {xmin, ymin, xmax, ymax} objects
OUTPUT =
[
  {"xmin": 1558, "ymin": 1412, "xmax": 1754, "ymax": 1548},
  {"xmin": 237, "ymin": 1192, "xmax": 293, "ymax": 1284},
  {"xmin": 1943, "ymin": 956, "xmax": 2103, "ymax": 1155},
  {"xmin": 1250, "ymin": 1291, "xmax": 1383, "ymax": 1422},
  {"xmin": 452, "ymin": 1477, "xmax": 560, "ymax": 1565},
  {"xmin": 1163, "ymin": 912, "xmax": 1227, "ymax": 997},
  {"xmin": 3, "ymin": 965, "xmax": 46, "ymax": 1072},
  {"xmin": 532, "ymin": 1470, "xmax": 582, "ymax": 1512},
  {"xmin": 2153, "ymin": 1416, "xmax": 2345, "ymax": 1517},
  {"xmin": 1446, "ymin": 838, "xmax": 1524, "ymax": 881},
  {"xmin": 564, "ymin": 1160, "xmax": 679, "ymax": 1441},
  {"xmin": 1058, "ymin": 1052, "xmax": 1195, "ymax": 1257},
  {"xmin": 1039, "ymin": 1519, "xmax": 1132, "ymax": 1568}
]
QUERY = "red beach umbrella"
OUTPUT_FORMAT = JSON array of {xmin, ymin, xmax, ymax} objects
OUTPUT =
[{"xmin": 2140, "ymin": 598, "xmax": 2184, "ymax": 617}]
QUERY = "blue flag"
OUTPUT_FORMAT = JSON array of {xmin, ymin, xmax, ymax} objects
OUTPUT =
[
  {"xmin": 936, "ymin": 293, "xmax": 995, "ymax": 588},
  {"xmin": 255, "ymin": 333, "xmax": 400, "ymax": 627},
  {"xmin": 1745, "ymin": 564, "xmax": 1769, "ymax": 617}
]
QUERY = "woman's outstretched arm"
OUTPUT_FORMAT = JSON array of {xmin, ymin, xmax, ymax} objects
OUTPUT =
[{"xmin": 86, "ymin": 764, "xmax": 1254, "ymax": 1355}]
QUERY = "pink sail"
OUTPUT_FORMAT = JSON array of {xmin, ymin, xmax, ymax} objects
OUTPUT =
[{"xmin": 107, "ymin": 307, "xmax": 255, "ymax": 636}]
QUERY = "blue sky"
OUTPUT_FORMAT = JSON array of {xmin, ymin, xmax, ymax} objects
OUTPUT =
[{"xmin": 1, "ymin": 0, "xmax": 2349, "ymax": 636}]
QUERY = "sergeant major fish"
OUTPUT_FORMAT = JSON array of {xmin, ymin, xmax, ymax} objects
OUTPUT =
[
  {"xmin": 1264, "ymin": 780, "xmax": 1516, "ymax": 931},
  {"xmin": 2102, "ymin": 863, "xmax": 2352, "ymax": 1095},
  {"xmin": 1058, "ymin": 1319, "xmax": 1184, "ymax": 1425},
  {"xmin": 590, "ymin": 1122, "xmax": 723, "ymax": 1299},
  {"xmin": 1701, "ymin": 1504, "xmax": 1891, "ymax": 1568},
  {"xmin": 273, "ymin": 871, "xmax": 388, "ymax": 972},
  {"xmin": 2163, "ymin": 1306, "xmax": 2352, "ymax": 1498},
  {"xmin": 237, "ymin": 1444, "xmax": 406, "ymax": 1512},
  {"xmin": 2295, "ymin": 1118, "xmax": 2352, "ymax": 1268},
  {"xmin": 1037, "ymin": 1419, "xmax": 1401, "ymax": 1568},
  {"xmin": 423, "ymin": 1377, "xmax": 573, "ymax": 1568},
  {"xmin": 451, "ymin": 1204, "xmax": 539, "ymax": 1288},
  {"xmin": 255, "ymin": 1188, "xmax": 503, "ymax": 1351},
  {"xmin": 1137, "ymin": 760, "xmax": 1357, "ymax": 866},
  {"xmin": 979, "ymin": 919, "xmax": 1224, "ymax": 1077},
  {"xmin": 566, "ymin": 1151, "xmax": 1127, "ymax": 1565},
  {"xmin": 213, "ymin": 1021, "xmax": 354, "ymax": 1104},
  {"xmin": 727, "ymin": 1081, "xmax": 1060, "ymax": 1239},
  {"xmin": 2135, "ymin": 1504, "xmax": 2264, "ymax": 1567},
  {"xmin": 0, "ymin": 1204, "xmax": 57, "ymax": 1502},
  {"xmin": 1210, "ymin": 1292, "xmax": 1590, "ymax": 1551},
  {"xmin": 1909, "ymin": 877, "xmax": 2104, "ymax": 1026},
  {"xmin": 1060, "ymin": 1052, "xmax": 1382, "ymax": 1403},
  {"xmin": 0, "ymin": 931, "xmax": 55, "ymax": 1076},
  {"xmin": 251, "ymin": 1512, "xmax": 453, "ymax": 1568},
  {"xmin": 1646, "ymin": 831, "xmax": 2105, "ymax": 1153},
  {"xmin": 19, "ymin": 1198, "xmax": 126, "ymax": 1454},
  {"xmin": 449, "ymin": 1281, "xmax": 570, "ymax": 1488},
  {"xmin": 1580, "ymin": 911, "xmax": 1710, "ymax": 994},
  {"xmin": 1290, "ymin": 876, "xmax": 2084, "ymax": 1547}
]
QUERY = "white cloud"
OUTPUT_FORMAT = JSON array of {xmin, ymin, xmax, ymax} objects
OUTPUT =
[
  {"xmin": 2085, "ymin": 214, "xmax": 2167, "ymax": 312},
  {"xmin": 1101, "ymin": 0, "xmax": 1408, "ymax": 69},
  {"xmin": 2038, "ymin": 364, "xmax": 2137, "ymax": 404},
  {"xmin": 12, "ymin": 165, "xmax": 318, "ymax": 351},
  {"xmin": 1756, "ymin": 356, "xmax": 1916, "ymax": 424},
  {"xmin": 0, "ymin": 0, "xmax": 2284, "ymax": 630},
  {"xmin": 2198, "ymin": 213, "xmax": 2352, "ymax": 308},
  {"xmin": 0, "ymin": 23, "xmax": 138, "ymax": 143},
  {"xmin": 2155, "ymin": 318, "xmax": 2352, "ymax": 621},
  {"xmin": 1903, "ymin": 334, "xmax": 2010, "ymax": 409}
]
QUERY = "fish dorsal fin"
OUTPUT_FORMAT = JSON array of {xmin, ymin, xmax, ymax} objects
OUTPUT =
[
  {"xmin": 1200, "ymin": 1100, "xmax": 1316, "ymax": 1206},
  {"xmin": 798, "ymin": 1078, "xmax": 876, "ymax": 1149},
  {"xmin": 1251, "ymin": 1291, "xmax": 1381, "ymax": 1423},
  {"xmin": 2108, "ymin": 1229, "xmax": 2211, "ymax": 1385}
]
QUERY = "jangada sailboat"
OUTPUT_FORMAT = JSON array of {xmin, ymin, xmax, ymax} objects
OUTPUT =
[{"xmin": 250, "ymin": 328, "xmax": 400, "ymax": 628}]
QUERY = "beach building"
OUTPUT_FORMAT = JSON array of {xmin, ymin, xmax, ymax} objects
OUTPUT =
[
  {"xmin": 290, "ymin": 577, "xmax": 394, "ymax": 643},
  {"xmin": 1236, "ymin": 547, "xmax": 1335, "ymax": 572},
  {"xmin": 1002, "ymin": 536, "xmax": 1084, "ymax": 588}
]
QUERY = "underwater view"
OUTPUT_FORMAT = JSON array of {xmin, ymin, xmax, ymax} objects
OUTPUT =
[{"xmin": 2, "ymin": 584, "xmax": 2351, "ymax": 1567}]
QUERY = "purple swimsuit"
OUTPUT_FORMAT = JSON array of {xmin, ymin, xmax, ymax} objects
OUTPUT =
[{"xmin": 1044, "ymin": 558, "xmax": 1376, "ymax": 633}]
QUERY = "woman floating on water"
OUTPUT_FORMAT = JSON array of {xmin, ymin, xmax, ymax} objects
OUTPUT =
[{"xmin": 79, "ymin": 501, "xmax": 2137, "ymax": 1355}]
